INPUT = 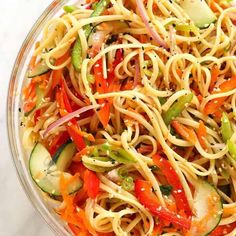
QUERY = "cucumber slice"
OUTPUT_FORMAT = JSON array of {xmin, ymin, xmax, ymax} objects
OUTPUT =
[
  {"xmin": 52, "ymin": 141, "xmax": 76, "ymax": 171},
  {"xmin": 188, "ymin": 180, "xmax": 223, "ymax": 236},
  {"xmin": 28, "ymin": 60, "xmax": 51, "ymax": 78},
  {"xmin": 29, "ymin": 143, "xmax": 82, "ymax": 196},
  {"xmin": 179, "ymin": 0, "xmax": 216, "ymax": 28}
]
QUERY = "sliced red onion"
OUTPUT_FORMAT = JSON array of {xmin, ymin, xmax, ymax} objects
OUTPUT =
[
  {"xmin": 43, "ymin": 104, "xmax": 101, "ymax": 137},
  {"xmin": 136, "ymin": 0, "xmax": 168, "ymax": 48}
]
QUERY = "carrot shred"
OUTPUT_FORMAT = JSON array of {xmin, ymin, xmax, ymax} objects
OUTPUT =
[
  {"xmin": 209, "ymin": 65, "xmax": 220, "ymax": 92},
  {"xmin": 172, "ymin": 120, "xmax": 197, "ymax": 144},
  {"xmin": 197, "ymin": 120, "xmax": 207, "ymax": 150},
  {"xmin": 59, "ymin": 174, "xmax": 95, "ymax": 235},
  {"xmin": 51, "ymin": 51, "xmax": 70, "ymax": 89},
  {"xmin": 73, "ymin": 146, "xmax": 95, "ymax": 162},
  {"xmin": 204, "ymin": 76, "xmax": 236, "ymax": 115}
]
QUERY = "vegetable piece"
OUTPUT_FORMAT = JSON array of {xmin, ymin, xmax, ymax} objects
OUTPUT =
[
  {"xmin": 27, "ymin": 60, "xmax": 51, "ymax": 78},
  {"xmin": 179, "ymin": 0, "xmax": 216, "ymax": 28},
  {"xmin": 163, "ymin": 93, "xmax": 193, "ymax": 125},
  {"xmin": 56, "ymin": 84, "xmax": 86, "ymax": 151},
  {"xmin": 23, "ymin": 83, "xmax": 44, "ymax": 116},
  {"xmin": 107, "ymin": 146, "xmax": 137, "ymax": 164},
  {"xmin": 187, "ymin": 180, "xmax": 223, "ymax": 236},
  {"xmin": 121, "ymin": 176, "xmax": 134, "ymax": 191},
  {"xmin": 29, "ymin": 143, "xmax": 82, "ymax": 196},
  {"xmin": 48, "ymin": 131, "xmax": 70, "ymax": 156},
  {"xmin": 221, "ymin": 112, "xmax": 233, "ymax": 142},
  {"xmin": 72, "ymin": 0, "xmax": 110, "ymax": 71},
  {"xmin": 84, "ymin": 169, "xmax": 100, "ymax": 199},
  {"xmin": 52, "ymin": 141, "xmax": 77, "ymax": 171},
  {"xmin": 135, "ymin": 179, "xmax": 191, "ymax": 229},
  {"xmin": 94, "ymin": 58, "xmax": 110, "ymax": 128},
  {"xmin": 136, "ymin": 0, "xmax": 167, "ymax": 48},
  {"xmin": 210, "ymin": 65, "xmax": 220, "ymax": 92},
  {"xmin": 172, "ymin": 120, "xmax": 197, "ymax": 144},
  {"xmin": 63, "ymin": 5, "xmax": 77, "ymax": 13},
  {"xmin": 83, "ymin": 162, "xmax": 112, "ymax": 172},
  {"xmin": 210, "ymin": 222, "xmax": 236, "ymax": 236},
  {"xmin": 204, "ymin": 76, "xmax": 236, "ymax": 115},
  {"xmin": 227, "ymin": 140, "xmax": 236, "ymax": 161},
  {"xmin": 175, "ymin": 23, "xmax": 198, "ymax": 33},
  {"xmin": 160, "ymin": 185, "xmax": 173, "ymax": 196},
  {"xmin": 197, "ymin": 120, "xmax": 207, "ymax": 150},
  {"xmin": 51, "ymin": 51, "xmax": 70, "ymax": 89},
  {"xmin": 153, "ymin": 154, "xmax": 192, "ymax": 216},
  {"xmin": 43, "ymin": 104, "xmax": 100, "ymax": 137},
  {"xmin": 35, "ymin": 85, "xmax": 44, "ymax": 108}
]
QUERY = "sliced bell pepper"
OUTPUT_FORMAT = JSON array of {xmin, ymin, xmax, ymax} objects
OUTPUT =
[
  {"xmin": 204, "ymin": 76, "xmax": 236, "ymax": 115},
  {"xmin": 48, "ymin": 131, "xmax": 70, "ymax": 156},
  {"xmin": 94, "ymin": 59, "xmax": 110, "ymax": 128},
  {"xmin": 153, "ymin": 154, "xmax": 192, "ymax": 217},
  {"xmin": 107, "ymin": 49, "xmax": 123, "ymax": 94},
  {"xmin": 135, "ymin": 179, "xmax": 191, "ymax": 229},
  {"xmin": 210, "ymin": 222, "xmax": 236, "ymax": 236},
  {"xmin": 84, "ymin": 169, "xmax": 100, "ymax": 199}
]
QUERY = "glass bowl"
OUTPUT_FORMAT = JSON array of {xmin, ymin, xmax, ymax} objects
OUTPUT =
[{"xmin": 7, "ymin": 1, "xmax": 81, "ymax": 235}]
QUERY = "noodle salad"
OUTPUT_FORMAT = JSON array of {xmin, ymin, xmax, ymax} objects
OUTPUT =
[{"xmin": 20, "ymin": 0, "xmax": 236, "ymax": 235}]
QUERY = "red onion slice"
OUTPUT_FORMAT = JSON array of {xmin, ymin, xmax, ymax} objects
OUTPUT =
[
  {"xmin": 136, "ymin": 0, "xmax": 168, "ymax": 48},
  {"xmin": 43, "ymin": 104, "xmax": 101, "ymax": 137}
]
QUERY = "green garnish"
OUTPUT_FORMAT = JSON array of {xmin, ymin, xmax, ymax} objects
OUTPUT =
[
  {"xmin": 163, "ymin": 93, "xmax": 193, "ymax": 125},
  {"xmin": 121, "ymin": 176, "xmax": 134, "ymax": 191},
  {"xmin": 221, "ymin": 112, "xmax": 233, "ymax": 142},
  {"xmin": 160, "ymin": 185, "xmax": 173, "ymax": 196}
]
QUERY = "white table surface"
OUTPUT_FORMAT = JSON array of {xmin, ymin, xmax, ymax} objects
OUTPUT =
[{"xmin": 0, "ymin": 1, "xmax": 55, "ymax": 235}]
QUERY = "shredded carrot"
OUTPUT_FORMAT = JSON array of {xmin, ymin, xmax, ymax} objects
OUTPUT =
[
  {"xmin": 52, "ymin": 50, "xmax": 70, "ymax": 89},
  {"xmin": 204, "ymin": 76, "xmax": 236, "ymax": 115},
  {"xmin": 172, "ymin": 120, "xmax": 197, "ymax": 144},
  {"xmin": 59, "ymin": 174, "xmax": 95, "ymax": 235},
  {"xmin": 209, "ymin": 0, "xmax": 218, "ymax": 12},
  {"xmin": 209, "ymin": 65, "xmax": 220, "ymax": 92},
  {"xmin": 77, "ymin": 209, "xmax": 96, "ymax": 235},
  {"xmin": 73, "ymin": 146, "xmax": 95, "ymax": 162},
  {"xmin": 152, "ymin": 224, "xmax": 163, "ymax": 236},
  {"xmin": 197, "ymin": 120, "xmax": 207, "ymax": 150}
]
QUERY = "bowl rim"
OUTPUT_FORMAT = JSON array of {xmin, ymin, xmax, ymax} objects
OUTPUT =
[{"xmin": 7, "ymin": 1, "xmax": 72, "ymax": 235}]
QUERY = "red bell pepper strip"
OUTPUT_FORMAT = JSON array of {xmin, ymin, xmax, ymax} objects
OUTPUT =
[
  {"xmin": 56, "ymin": 83, "xmax": 86, "ymax": 151},
  {"xmin": 153, "ymin": 154, "xmax": 192, "ymax": 217},
  {"xmin": 210, "ymin": 222, "xmax": 236, "ymax": 236},
  {"xmin": 48, "ymin": 131, "xmax": 70, "ymax": 156},
  {"xmin": 107, "ymin": 49, "xmax": 123, "ymax": 85},
  {"xmin": 94, "ymin": 58, "xmax": 110, "ymax": 128},
  {"xmin": 84, "ymin": 169, "xmax": 100, "ymax": 199},
  {"xmin": 135, "ymin": 179, "xmax": 191, "ymax": 229}
]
